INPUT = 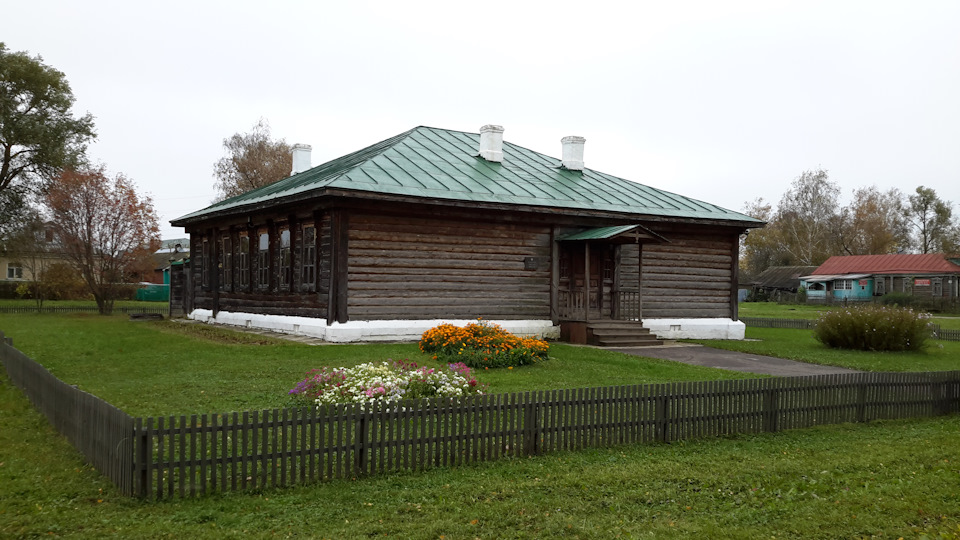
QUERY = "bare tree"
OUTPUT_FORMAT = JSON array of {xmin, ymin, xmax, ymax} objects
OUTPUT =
[
  {"xmin": 46, "ymin": 166, "xmax": 160, "ymax": 314},
  {"xmin": 212, "ymin": 119, "xmax": 292, "ymax": 201},
  {"xmin": 774, "ymin": 168, "xmax": 840, "ymax": 266}
]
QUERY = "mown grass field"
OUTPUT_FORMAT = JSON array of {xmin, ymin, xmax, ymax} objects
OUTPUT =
[
  {"xmin": 0, "ymin": 313, "xmax": 751, "ymax": 417},
  {"xmin": 2, "ymin": 310, "xmax": 959, "ymax": 538}
]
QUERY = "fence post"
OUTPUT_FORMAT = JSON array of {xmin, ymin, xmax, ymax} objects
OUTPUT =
[
  {"xmin": 856, "ymin": 375, "xmax": 868, "ymax": 423},
  {"xmin": 355, "ymin": 406, "xmax": 369, "ymax": 476},
  {"xmin": 655, "ymin": 388, "xmax": 669, "ymax": 443},
  {"xmin": 763, "ymin": 386, "xmax": 779, "ymax": 433},
  {"xmin": 135, "ymin": 417, "xmax": 148, "ymax": 498},
  {"xmin": 523, "ymin": 396, "xmax": 541, "ymax": 456}
]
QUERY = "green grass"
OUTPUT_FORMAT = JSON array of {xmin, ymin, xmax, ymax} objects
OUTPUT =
[
  {"xmin": 0, "ymin": 314, "xmax": 749, "ymax": 417},
  {"xmin": 695, "ymin": 327, "xmax": 960, "ymax": 372},
  {"xmin": 2, "ymin": 375, "xmax": 958, "ymax": 538},
  {"xmin": 738, "ymin": 302, "xmax": 831, "ymax": 319}
]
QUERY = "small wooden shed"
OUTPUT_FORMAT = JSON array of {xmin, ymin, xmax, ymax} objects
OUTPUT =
[{"xmin": 171, "ymin": 125, "xmax": 763, "ymax": 343}]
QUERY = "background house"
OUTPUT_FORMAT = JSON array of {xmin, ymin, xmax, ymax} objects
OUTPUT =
[
  {"xmin": 800, "ymin": 254, "xmax": 960, "ymax": 304},
  {"xmin": 171, "ymin": 125, "xmax": 764, "ymax": 343},
  {"xmin": 747, "ymin": 265, "xmax": 817, "ymax": 302}
]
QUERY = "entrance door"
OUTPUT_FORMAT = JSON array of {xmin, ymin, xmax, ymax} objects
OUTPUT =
[{"xmin": 559, "ymin": 243, "xmax": 615, "ymax": 320}]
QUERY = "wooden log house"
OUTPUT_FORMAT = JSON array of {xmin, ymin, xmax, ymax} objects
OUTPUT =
[{"xmin": 171, "ymin": 125, "xmax": 764, "ymax": 344}]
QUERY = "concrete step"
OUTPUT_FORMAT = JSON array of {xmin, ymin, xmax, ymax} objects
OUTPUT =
[{"xmin": 585, "ymin": 321, "xmax": 662, "ymax": 347}]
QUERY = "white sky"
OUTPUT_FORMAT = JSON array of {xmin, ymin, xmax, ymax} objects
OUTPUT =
[{"xmin": 6, "ymin": 0, "xmax": 959, "ymax": 239}]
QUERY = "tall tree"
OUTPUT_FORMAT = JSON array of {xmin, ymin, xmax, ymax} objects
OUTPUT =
[
  {"xmin": 774, "ymin": 168, "xmax": 841, "ymax": 265},
  {"xmin": 837, "ymin": 186, "xmax": 908, "ymax": 255},
  {"xmin": 45, "ymin": 166, "xmax": 160, "ymax": 315},
  {"xmin": 212, "ymin": 119, "xmax": 292, "ymax": 201},
  {"xmin": 739, "ymin": 198, "xmax": 789, "ymax": 277},
  {"xmin": 904, "ymin": 186, "xmax": 956, "ymax": 254},
  {"xmin": 0, "ymin": 43, "xmax": 96, "ymax": 195}
]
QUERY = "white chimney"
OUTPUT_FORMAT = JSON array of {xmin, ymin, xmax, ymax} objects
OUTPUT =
[
  {"xmin": 291, "ymin": 143, "xmax": 312, "ymax": 175},
  {"xmin": 561, "ymin": 136, "xmax": 585, "ymax": 171},
  {"xmin": 478, "ymin": 125, "xmax": 504, "ymax": 163}
]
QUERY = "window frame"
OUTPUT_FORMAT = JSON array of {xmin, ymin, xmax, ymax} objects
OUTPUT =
[
  {"xmin": 257, "ymin": 231, "xmax": 270, "ymax": 290},
  {"xmin": 238, "ymin": 234, "xmax": 250, "ymax": 288},
  {"xmin": 301, "ymin": 224, "xmax": 316, "ymax": 292}
]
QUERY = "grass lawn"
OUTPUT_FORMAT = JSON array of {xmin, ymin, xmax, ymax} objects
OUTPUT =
[
  {"xmin": 0, "ymin": 313, "xmax": 751, "ymax": 418},
  {"xmin": 1, "ymin": 375, "xmax": 958, "ymax": 538},
  {"xmin": 695, "ymin": 327, "xmax": 960, "ymax": 372},
  {"xmin": 738, "ymin": 301, "xmax": 960, "ymax": 330},
  {"xmin": 2, "ymin": 313, "xmax": 960, "ymax": 537}
]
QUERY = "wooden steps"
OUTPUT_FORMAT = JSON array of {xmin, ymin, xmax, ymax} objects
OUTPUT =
[{"xmin": 586, "ymin": 321, "xmax": 663, "ymax": 347}]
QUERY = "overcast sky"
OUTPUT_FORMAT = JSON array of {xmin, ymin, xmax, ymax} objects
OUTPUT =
[{"xmin": 7, "ymin": 0, "xmax": 959, "ymax": 239}]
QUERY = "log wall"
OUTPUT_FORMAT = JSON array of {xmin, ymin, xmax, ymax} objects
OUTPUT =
[
  {"xmin": 347, "ymin": 213, "xmax": 552, "ymax": 320},
  {"xmin": 619, "ymin": 226, "xmax": 738, "ymax": 319}
]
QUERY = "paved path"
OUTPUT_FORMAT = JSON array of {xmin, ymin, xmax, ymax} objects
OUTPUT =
[{"xmin": 613, "ymin": 343, "xmax": 859, "ymax": 377}]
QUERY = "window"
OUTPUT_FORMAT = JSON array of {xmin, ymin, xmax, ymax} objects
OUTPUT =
[
  {"xmin": 301, "ymin": 225, "xmax": 316, "ymax": 290},
  {"xmin": 257, "ymin": 232, "xmax": 270, "ymax": 289},
  {"xmin": 220, "ymin": 236, "xmax": 232, "ymax": 291},
  {"xmin": 6, "ymin": 262, "xmax": 23, "ymax": 280},
  {"xmin": 238, "ymin": 235, "xmax": 250, "ymax": 288},
  {"xmin": 834, "ymin": 279, "xmax": 852, "ymax": 290},
  {"xmin": 279, "ymin": 229, "xmax": 291, "ymax": 288}
]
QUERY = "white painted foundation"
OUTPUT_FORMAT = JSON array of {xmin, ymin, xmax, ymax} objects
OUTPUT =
[
  {"xmin": 641, "ymin": 318, "xmax": 746, "ymax": 340},
  {"xmin": 188, "ymin": 310, "xmax": 561, "ymax": 343}
]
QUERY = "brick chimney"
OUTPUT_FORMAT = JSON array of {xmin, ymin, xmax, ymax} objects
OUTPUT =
[
  {"xmin": 291, "ymin": 144, "xmax": 312, "ymax": 175},
  {"xmin": 478, "ymin": 125, "xmax": 504, "ymax": 163},
  {"xmin": 561, "ymin": 136, "xmax": 585, "ymax": 171}
]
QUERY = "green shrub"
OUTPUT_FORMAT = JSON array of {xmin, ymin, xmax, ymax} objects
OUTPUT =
[
  {"xmin": 814, "ymin": 304, "xmax": 931, "ymax": 351},
  {"xmin": 879, "ymin": 292, "xmax": 917, "ymax": 308},
  {"xmin": 796, "ymin": 286, "xmax": 807, "ymax": 304}
]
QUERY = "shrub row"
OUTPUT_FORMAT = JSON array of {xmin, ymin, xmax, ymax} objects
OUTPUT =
[{"xmin": 814, "ymin": 304, "xmax": 931, "ymax": 351}]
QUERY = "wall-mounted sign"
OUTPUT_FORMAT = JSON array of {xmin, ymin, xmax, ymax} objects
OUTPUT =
[
  {"xmin": 858, "ymin": 279, "xmax": 869, "ymax": 286},
  {"xmin": 915, "ymin": 278, "xmax": 931, "ymax": 286}
]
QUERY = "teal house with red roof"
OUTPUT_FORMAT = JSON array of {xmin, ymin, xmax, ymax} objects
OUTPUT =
[
  {"xmin": 800, "ymin": 254, "xmax": 960, "ymax": 303},
  {"xmin": 172, "ymin": 125, "xmax": 763, "ymax": 344}
]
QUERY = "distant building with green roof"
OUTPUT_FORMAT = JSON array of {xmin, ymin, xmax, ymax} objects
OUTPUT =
[{"xmin": 172, "ymin": 125, "xmax": 763, "ymax": 343}]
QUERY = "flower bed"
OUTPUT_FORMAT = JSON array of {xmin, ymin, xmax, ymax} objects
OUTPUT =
[
  {"xmin": 288, "ymin": 359, "xmax": 485, "ymax": 407},
  {"xmin": 419, "ymin": 320, "xmax": 549, "ymax": 368}
]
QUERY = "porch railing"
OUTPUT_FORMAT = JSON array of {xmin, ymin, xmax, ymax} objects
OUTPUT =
[{"xmin": 558, "ymin": 290, "xmax": 640, "ymax": 321}]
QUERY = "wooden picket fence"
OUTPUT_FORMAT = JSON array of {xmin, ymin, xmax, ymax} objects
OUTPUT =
[
  {"xmin": 2, "ymin": 331, "xmax": 959, "ymax": 501},
  {"xmin": 0, "ymin": 306, "xmax": 169, "ymax": 315}
]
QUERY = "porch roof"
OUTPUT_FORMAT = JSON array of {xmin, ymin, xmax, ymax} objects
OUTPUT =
[
  {"xmin": 800, "ymin": 273, "xmax": 871, "ymax": 282},
  {"xmin": 558, "ymin": 224, "xmax": 668, "ymax": 243}
]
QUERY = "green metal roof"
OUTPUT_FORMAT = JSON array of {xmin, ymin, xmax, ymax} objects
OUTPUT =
[{"xmin": 173, "ymin": 126, "xmax": 763, "ymax": 226}]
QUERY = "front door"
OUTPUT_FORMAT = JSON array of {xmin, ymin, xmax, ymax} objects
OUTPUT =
[{"xmin": 559, "ymin": 243, "xmax": 615, "ymax": 320}]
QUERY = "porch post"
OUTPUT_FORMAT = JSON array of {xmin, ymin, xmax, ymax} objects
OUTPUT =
[
  {"xmin": 584, "ymin": 242, "xmax": 590, "ymax": 322},
  {"xmin": 550, "ymin": 227, "xmax": 559, "ymax": 324},
  {"xmin": 638, "ymin": 243, "xmax": 643, "ymax": 321}
]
